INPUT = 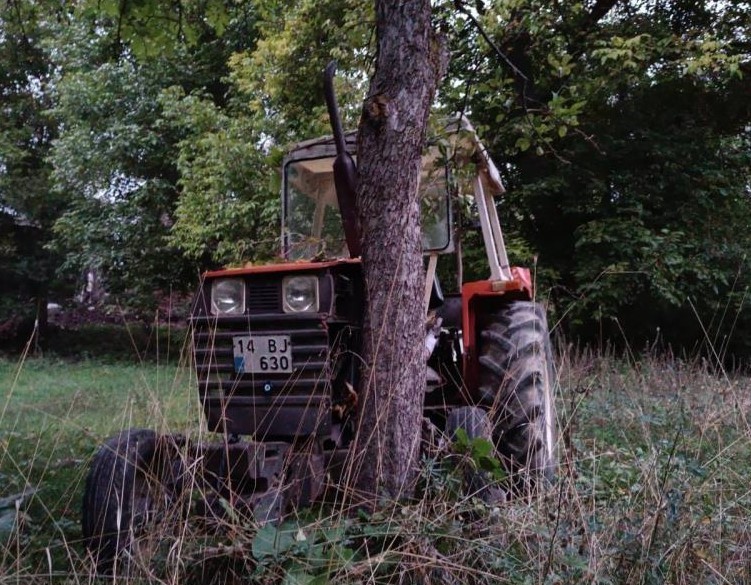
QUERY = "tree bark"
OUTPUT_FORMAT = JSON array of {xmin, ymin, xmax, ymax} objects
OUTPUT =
[{"xmin": 351, "ymin": 1, "xmax": 447, "ymax": 502}]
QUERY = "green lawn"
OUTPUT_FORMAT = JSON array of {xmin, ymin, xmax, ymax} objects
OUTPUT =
[{"xmin": 0, "ymin": 357, "xmax": 199, "ymax": 579}]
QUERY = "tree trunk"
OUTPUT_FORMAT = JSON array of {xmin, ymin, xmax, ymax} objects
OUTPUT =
[
  {"xmin": 351, "ymin": 0, "xmax": 447, "ymax": 502},
  {"xmin": 34, "ymin": 287, "xmax": 49, "ymax": 354}
]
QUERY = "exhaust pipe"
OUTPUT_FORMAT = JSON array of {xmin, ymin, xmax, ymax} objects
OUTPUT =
[{"xmin": 323, "ymin": 61, "xmax": 361, "ymax": 258}]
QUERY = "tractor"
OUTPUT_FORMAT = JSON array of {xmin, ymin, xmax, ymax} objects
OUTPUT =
[{"xmin": 81, "ymin": 64, "xmax": 556, "ymax": 569}]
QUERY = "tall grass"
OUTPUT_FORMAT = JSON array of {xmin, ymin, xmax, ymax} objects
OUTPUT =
[
  {"xmin": 2, "ymin": 344, "xmax": 751, "ymax": 583},
  {"xmin": 0, "ymin": 353, "xmax": 199, "ymax": 582}
]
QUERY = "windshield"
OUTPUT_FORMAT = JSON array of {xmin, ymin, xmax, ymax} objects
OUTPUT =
[
  {"xmin": 283, "ymin": 155, "xmax": 452, "ymax": 260},
  {"xmin": 284, "ymin": 157, "xmax": 347, "ymax": 259}
]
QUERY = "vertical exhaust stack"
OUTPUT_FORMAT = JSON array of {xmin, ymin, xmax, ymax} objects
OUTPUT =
[{"xmin": 323, "ymin": 61, "xmax": 361, "ymax": 258}]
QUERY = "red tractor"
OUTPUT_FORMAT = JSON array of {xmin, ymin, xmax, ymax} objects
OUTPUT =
[{"xmin": 81, "ymin": 64, "xmax": 556, "ymax": 569}]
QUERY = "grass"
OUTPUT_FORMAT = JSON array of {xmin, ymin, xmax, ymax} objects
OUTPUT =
[
  {"xmin": 553, "ymin": 348, "xmax": 751, "ymax": 583},
  {"xmin": 2, "ymin": 346, "xmax": 751, "ymax": 583},
  {"xmin": 0, "ymin": 355, "xmax": 199, "ymax": 580}
]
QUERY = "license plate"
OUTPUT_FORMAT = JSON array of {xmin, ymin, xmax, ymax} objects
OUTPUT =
[{"xmin": 233, "ymin": 335, "xmax": 292, "ymax": 374}]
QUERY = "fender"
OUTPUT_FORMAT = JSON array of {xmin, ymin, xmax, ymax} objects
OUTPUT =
[{"xmin": 461, "ymin": 267, "xmax": 534, "ymax": 394}]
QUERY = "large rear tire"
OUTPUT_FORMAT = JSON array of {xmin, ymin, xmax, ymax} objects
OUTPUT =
[
  {"xmin": 477, "ymin": 301, "xmax": 556, "ymax": 492},
  {"xmin": 82, "ymin": 429, "xmax": 183, "ymax": 572}
]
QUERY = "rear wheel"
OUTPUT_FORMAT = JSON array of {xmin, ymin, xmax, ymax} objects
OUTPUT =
[
  {"xmin": 477, "ymin": 301, "xmax": 556, "ymax": 492},
  {"xmin": 82, "ymin": 429, "xmax": 184, "ymax": 572}
]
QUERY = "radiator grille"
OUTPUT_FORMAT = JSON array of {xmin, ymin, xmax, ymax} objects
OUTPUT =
[{"xmin": 247, "ymin": 282, "xmax": 281, "ymax": 314}]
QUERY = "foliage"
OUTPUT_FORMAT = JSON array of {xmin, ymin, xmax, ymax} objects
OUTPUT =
[
  {"xmin": 2, "ymin": 0, "xmax": 750, "ymax": 351},
  {"xmin": 73, "ymin": 0, "xmax": 234, "ymax": 59},
  {"xmin": 160, "ymin": 87, "xmax": 278, "ymax": 265},
  {"xmin": 47, "ymin": 21, "xmax": 196, "ymax": 305},
  {"xmin": 444, "ymin": 0, "xmax": 751, "ymax": 350},
  {"xmin": 451, "ymin": 427, "xmax": 506, "ymax": 482},
  {"xmin": 230, "ymin": 0, "xmax": 373, "ymax": 139},
  {"xmin": 0, "ymin": 1, "xmax": 74, "ymax": 326},
  {"xmin": 46, "ymin": 6, "xmax": 268, "ymax": 304}
]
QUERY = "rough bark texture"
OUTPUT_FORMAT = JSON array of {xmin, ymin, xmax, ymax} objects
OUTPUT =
[{"xmin": 351, "ymin": 1, "xmax": 447, "ymax": 502}]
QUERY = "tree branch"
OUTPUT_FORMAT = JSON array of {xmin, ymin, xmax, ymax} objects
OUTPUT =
[
  {"xmin": 9, "ymin": 0, "xmax": 29, "ymax": 45},
  {"xmin": 453, "ymin": 0, "xmax": 529, "ymax": 84},
  {"xmin": 580, "ymin": 0, "xmax": 621, "ymax": 32}
]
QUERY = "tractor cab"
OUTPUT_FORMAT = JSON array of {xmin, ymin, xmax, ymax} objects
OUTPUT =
[
  {"xmin": 281, "ymin": 117, "xmax": 517, "ymax": 287},
  {"xmin": 283, "ymin": 129, "xmax": 453, "ymax": 262}
]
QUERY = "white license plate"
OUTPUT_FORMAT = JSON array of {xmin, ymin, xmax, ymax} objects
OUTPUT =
[{"xmin": 233, "ymin": 335, "xmax": 292, "ymax": 374}]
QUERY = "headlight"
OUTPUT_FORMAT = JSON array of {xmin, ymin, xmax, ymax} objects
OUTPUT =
[
  {"xmin": 211, "ymin": 278, "xmax": 245, "ymax": 315},
  {"xmin": 282, "ymin": 275, "xmax": 319, "ymax": 313}
]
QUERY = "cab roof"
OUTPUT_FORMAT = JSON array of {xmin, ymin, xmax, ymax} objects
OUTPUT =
[{"xmin": 282, "ymin": 115, "xmax": 505, "ymax": 196}]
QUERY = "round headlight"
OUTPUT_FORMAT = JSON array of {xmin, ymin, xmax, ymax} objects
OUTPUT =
[
  {"xmin": 211, "ymin": 278, "xmax": 245, "ymax": 315},
  {"xmin": 283, "ymin": 276, "xmax": 319, "ymax": 313}
]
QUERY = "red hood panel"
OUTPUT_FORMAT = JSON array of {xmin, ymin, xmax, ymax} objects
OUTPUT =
[{"xmin": 204, "ymin": 258, "xmax": 361, "ymax": 278}]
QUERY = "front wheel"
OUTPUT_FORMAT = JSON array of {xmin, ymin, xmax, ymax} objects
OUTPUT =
[
  {"xmin": 446, "ymin": 406, "xmax": 506, "ymax": 504},
  {"xmin": 477, "ymin": 301, "xmax": 556, "ymax": 492},
  {"xmin": 81, "ymin": 429, "xmax": 184, "ymax": 572}
]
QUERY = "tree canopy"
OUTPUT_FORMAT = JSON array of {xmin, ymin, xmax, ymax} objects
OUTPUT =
[
  {"xmin": 444, "ymin": 0, "xmax": 751, "ymax": 352},
  {"xmin": 0, "ymin": 0, "xmax": 69, "ymax": 331},
  {"xmin": 0, "ymin": 0, "xmax": 749, "ymax": 354}
]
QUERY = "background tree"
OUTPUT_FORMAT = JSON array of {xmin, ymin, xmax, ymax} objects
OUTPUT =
[
  {"xmin": 160, "ymin": 86, "xmax": 278, "ymax": 266},
  {"xmin": 231, "ymin": 0, "xmax": 373, "ymax": 139},
  {"xmin": 48, "ymin": 4, "xmax": 264, "ymax": 306},
  {"xmin": 1, "ymin": 0, "xmax": 748, "ymax": 361},
  {"xmin": 445, "ymin": 0, "xmax": 751, "ymax": 353},
  {"xmin": 0, "ymin": 0, "xmax": 72, "ymax": 346}
]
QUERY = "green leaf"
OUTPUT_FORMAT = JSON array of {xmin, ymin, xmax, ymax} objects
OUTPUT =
[
  {"xmin": 471, "ymin": 437, "xmax": 493, "ymax": 458},
  {"xmin": 283, "ymin": 570, "xmax": 316, "ymax": 585},
  {"xmin": 252, "ymin": 523, "xmax": 298, "ymax": 560},
  {"xmin": 515, "ymin": 137, "xmax": 531, "ymax": 152}
]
